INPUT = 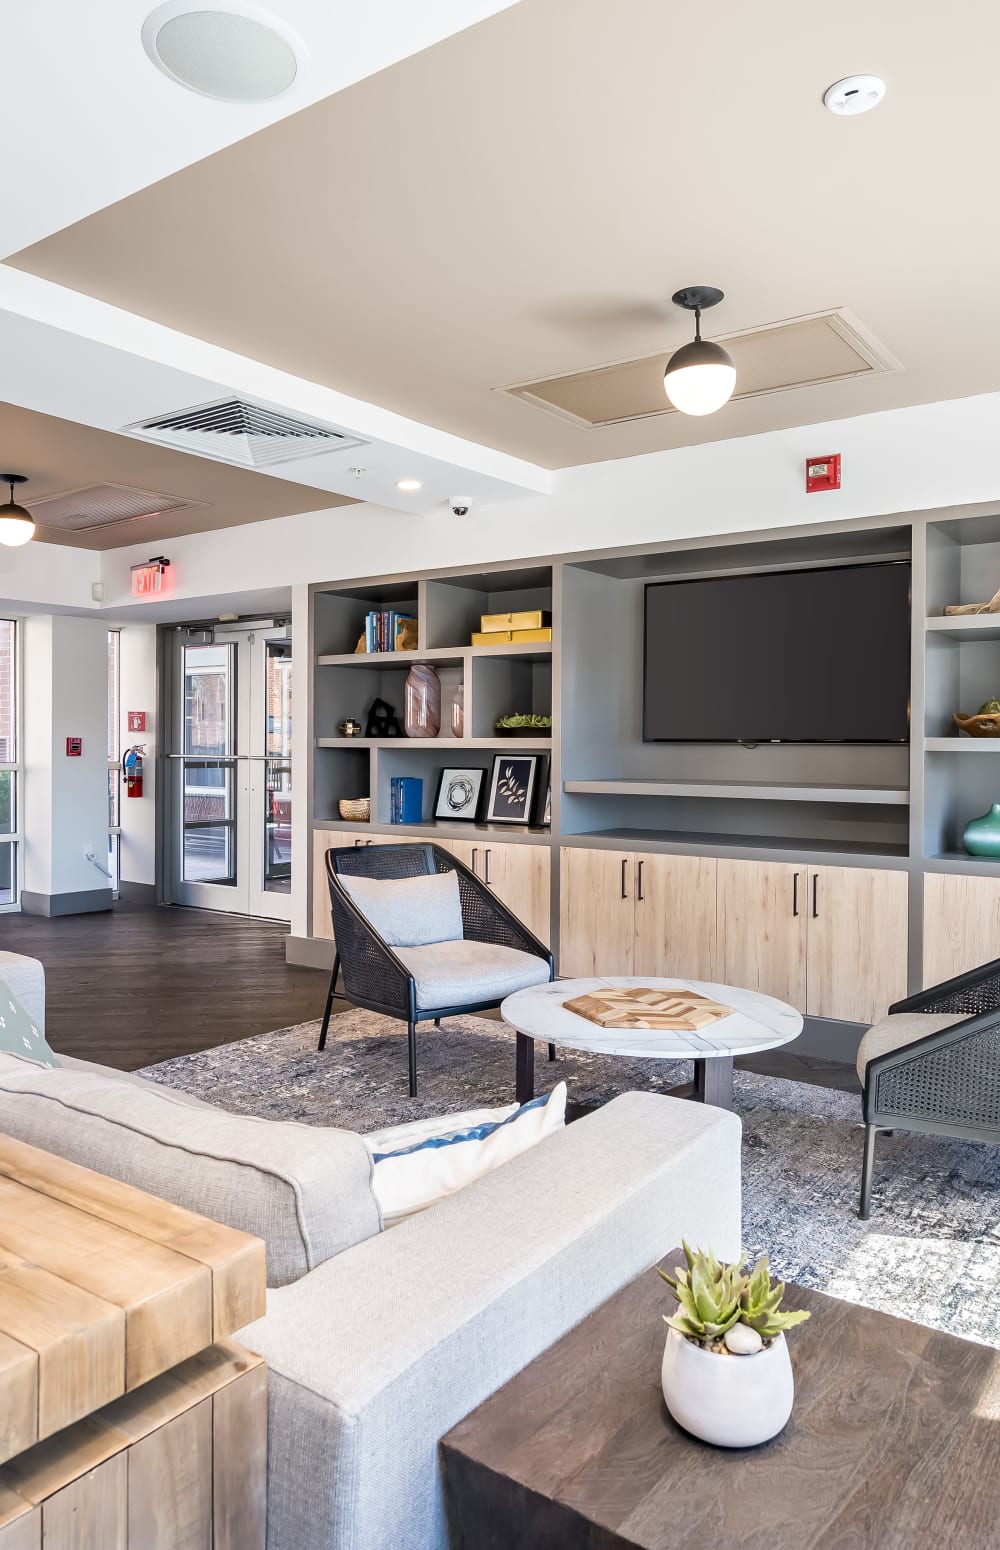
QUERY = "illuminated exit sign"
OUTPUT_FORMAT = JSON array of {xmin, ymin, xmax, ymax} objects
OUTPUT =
[{"xmin": 130, "ymin": 557, "xmax": 170, "ymax": 597}]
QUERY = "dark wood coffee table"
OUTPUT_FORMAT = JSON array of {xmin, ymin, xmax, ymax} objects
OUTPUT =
[{"xmin": 441, "ymin": 1251, "xmax": 1000, "ymax": 1549}]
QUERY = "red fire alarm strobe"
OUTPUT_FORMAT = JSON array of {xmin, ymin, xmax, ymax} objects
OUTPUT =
[
  {"xmin": 806, "ymin": 454, "xmax": 841, "ymax": 493},
  {"xmin": 128, "ymin": 711, "xmax": 147, "ymax": 733},
  {"xmin": 66, "ymin": 737, "xmax": 82, "ymax": 757}
]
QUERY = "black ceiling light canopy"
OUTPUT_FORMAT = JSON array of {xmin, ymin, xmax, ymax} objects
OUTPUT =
[{"xmin": 663, "ymin": 286, "xmax": 737, "ymax": 416}]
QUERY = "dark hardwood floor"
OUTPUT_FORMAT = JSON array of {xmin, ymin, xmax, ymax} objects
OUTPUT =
[
  {"xmin": 0, "ymin": 899, "xmax": 328, "ymax": 1069},
  {"xmin": 0, "ymin": 899, "xmax": 858, "ymax": 1092}
]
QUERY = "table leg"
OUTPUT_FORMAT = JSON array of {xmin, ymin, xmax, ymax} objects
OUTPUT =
[
  {"xmin": 692, "ymin": 1056, "xmax": 733, "ymax": 1110},
  {"xmin": 516, "ymin": 1033, "xmax": 535, "ymax": 1104}
]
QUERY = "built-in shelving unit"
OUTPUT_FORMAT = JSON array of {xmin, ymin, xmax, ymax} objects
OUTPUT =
[{"xmin": 301, "ymin": 502, "xmax": 1000, "ymax": 1046}]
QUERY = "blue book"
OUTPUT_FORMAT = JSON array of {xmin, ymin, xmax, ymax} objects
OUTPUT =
[{"xmin": 390, "ymin": 776, "xmax": 423, "ymax": 824}]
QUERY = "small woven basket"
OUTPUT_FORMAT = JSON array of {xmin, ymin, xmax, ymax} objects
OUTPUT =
[{"xmin": 338, "ymin": 797, "xmax": 371, "ymax": 822}]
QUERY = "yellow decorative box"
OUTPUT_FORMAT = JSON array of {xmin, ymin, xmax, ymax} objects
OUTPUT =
[
  {"xmin": 479, "ymin": 610, "xmax": 551, "ymax": 633},
  {"xmin": 471, "ymin": 627, "xmax": 553, "ymax": 646}
]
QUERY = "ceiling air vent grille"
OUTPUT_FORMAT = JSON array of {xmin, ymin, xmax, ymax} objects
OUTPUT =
[
  {"xmin": 26, "ymin": 482, "xmax": 201, "ymax": 532},
  {"xmin": 124, "ymin": 397, "xmax": 366, "ymax": 468}
]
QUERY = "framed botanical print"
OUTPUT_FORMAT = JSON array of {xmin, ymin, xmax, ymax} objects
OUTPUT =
[
  {"xmin": 486, "ymin": 753, "xmax": 542, "ymax": 825},
  {"xmin": 434, "ymin": 767, "xmax": 486, "ymax": 822}
]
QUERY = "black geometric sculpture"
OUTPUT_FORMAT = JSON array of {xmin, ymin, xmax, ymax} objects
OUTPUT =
[{"xmin": 364, "ymin": 697, "xmax": 403, "ymax": 738}]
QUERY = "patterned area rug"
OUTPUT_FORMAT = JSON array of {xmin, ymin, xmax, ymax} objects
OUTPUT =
[{"xmin": 141, "ymin": 1008, "xmax": 1000, "ymax": 1348}]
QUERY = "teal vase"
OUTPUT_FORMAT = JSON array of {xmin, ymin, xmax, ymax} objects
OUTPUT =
[{"xmin": 963, "ymin": 803, "xmax": 1000, "ymax": 857}]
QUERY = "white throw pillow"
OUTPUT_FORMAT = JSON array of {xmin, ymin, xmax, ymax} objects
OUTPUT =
[
  {"xmin": 340, "ymin": 869, "xmax": 464, "ymax": 947},
  {"xmin": 365, "ymin": 1082, "xmax": 567, "ymax": 1226}
]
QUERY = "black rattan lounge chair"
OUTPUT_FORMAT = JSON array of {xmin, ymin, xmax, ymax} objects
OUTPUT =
[
  {"xmin": 316, "ymin": 843, "xmax": 553, "ymax": 1097},
  {"xmin": 857, "ymin": 956, "xmax": 1000, "ymax": 1218}
]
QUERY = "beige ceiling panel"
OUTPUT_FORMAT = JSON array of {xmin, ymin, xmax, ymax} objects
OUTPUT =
[
  {"xmin": 506, "ymin": 312, "xmax": 896, "ymax": 427},
  {"xmin": 10, "ymin": 0, "xmax": 1000, "ymax": 466}
]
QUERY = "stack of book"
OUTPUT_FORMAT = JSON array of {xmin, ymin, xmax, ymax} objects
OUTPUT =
[
  {"xmin": 390, "ymin": 776, "xmax": 423, "ymax": 824},
  {"xmin": 470, "ymin": 609, "xmax": 552, "ymax": 646},
  {"xmin": 364, "ymin": 611, "xmax": 415, "ymax": 653}
]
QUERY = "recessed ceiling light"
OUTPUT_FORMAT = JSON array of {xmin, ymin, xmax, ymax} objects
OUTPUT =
[
  {"xmin": 142, "ymin": 2, "xmax": 305, "ymax": 103},
  {"xmin": 824, "ymin": 75, "xmax": 886, "ymax": 116},
  {"xmin": 396, "ymin": 479, "xmax": 423, "ymax": 492}
]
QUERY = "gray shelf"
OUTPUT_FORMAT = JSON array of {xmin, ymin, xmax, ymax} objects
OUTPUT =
[
  {"xmin": 926, "ymin": 615, "xmax": 1000, "ymax": 642},
  {"xmin": 316, "ymin": 642, "xmax": 552, "ymax": 667},
  {"xmin": 925, "ymin": 737, "xmax": 1000, "ymax": 752},
  {"xmin": 925, "ymin": 851, "xmax": 1000, "ymax": 876},
  {"xmin": 560, "ymin": 827, "xmax": 909, "ymax": 863},
  {"xmin": 311, "ymin": 818, "xmax": 552, "ymax": 846},
  {"xmin": 316, "ymin": 736, "xmax": 552, "ymax": 750},
  {"xmin": 563, "ymin": 777, "xmax": 910, "ymax": 806}
]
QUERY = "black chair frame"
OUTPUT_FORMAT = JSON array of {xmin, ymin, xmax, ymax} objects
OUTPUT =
[
  {"xmin": 316, "ymin": 842, "xmax": 554, "ymax": 1097},
  {"xmin": 859, "ymin": 955, "xmax": 1000, "ymax": 1218}
]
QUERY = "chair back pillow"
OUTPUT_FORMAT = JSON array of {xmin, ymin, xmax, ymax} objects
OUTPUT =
[
  {"xmin": 0, "ymin": 1062, "xmax": 382, "ymax": 1286},
  {"xmin": 340, "ymin": 869, "xmax": 463, "ymax": 947}
]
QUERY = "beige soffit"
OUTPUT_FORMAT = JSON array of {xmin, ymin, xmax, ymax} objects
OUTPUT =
[
  {"xmin": 501, "ymin": 310, "xmax": 901, "ymax": 428},
  {"xmin": 0, "ymin": 401, "xmax": 353, "ymax": 550}
]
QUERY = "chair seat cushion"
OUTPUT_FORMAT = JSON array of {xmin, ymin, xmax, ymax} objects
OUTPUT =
[
  {"xmin": 856, "ymin": 1011, "xmax": 963, "ymax": 1080},
  {"xmin": 395, "ymin": 940, "xmax": 549, "ymax": 1009},
  {"xmin": 340, "ymin": 870, "xmax": 464, "ymax": 947}
]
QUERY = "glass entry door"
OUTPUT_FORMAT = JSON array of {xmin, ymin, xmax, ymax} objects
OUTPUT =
[{"xmin": 166, "ymin": 624, "xmax": 292, "ymax": 920}]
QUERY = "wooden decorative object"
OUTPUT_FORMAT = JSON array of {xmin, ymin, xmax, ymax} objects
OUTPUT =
[
  {"xmin": 0, "ymin": 1136, "xmax": 267, "ymax": 1548},
  {"xmin": 562, "ymin": 986, "xmax": 733, "ymax": 1031},
  {"xmin": 945, "ymin": 586, "xmax": 1000, "ymax": 615},
  {"xmin": 953, "ymin": 711, "xmax": 1000, "ymax": 738},
  {"xmin": 338, "ymin": 797, "xmax": 371, "ymax": 821}
]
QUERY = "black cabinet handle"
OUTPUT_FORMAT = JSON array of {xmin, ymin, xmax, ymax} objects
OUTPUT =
[
  {"xmin": 484, "ymin": 849, "xmax": 492, "ymax": 885},
  {"xmin": 471, "ymin": 847, "xmax": 478, "ymax": 875},
  {"xmin": 792, "ymin": 871, "xmax": 800, "ymax": 917},
  {"xmin": 812, "ymin": 873, "xmax": 819, "ymax": 918},
  {"xmin": 621, "ymin": 858, "xmax": 629, "ymax": 899},
  {"xmin": 637, "ymin": 859, "xmax": 645, "ymax": 902}
]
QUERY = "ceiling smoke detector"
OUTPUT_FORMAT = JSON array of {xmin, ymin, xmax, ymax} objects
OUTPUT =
[
  {"xmin": 824, "ymin": 75, "xmax": 886, "ymax": 116},
  {"xmin": 142, "ymin": 2, "xmax": 305, "ymax": 103}
]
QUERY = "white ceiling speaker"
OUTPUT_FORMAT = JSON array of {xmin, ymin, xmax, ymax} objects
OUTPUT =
[
  {"xmin": 824, "ymin": 75, "xmax": 886, "ymax": 116},
  {"xmin": 142, "ymin": 2, "xmax": 305, "ymax": 103}
]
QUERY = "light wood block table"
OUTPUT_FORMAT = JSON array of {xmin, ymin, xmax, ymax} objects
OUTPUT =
[{"xmin": 0, "ymin": 1134, "xmax": 267, "ymax": 1549}]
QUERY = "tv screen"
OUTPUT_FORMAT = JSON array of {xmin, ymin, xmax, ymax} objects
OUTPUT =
[{"xmin": 643, "ymin": 562, "xmax": 910, "ymax": 743}]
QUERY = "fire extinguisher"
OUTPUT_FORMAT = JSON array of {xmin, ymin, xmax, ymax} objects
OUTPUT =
[{"xmin": 122, "ymin": 745, "xmax": 144, "ymax": 798}]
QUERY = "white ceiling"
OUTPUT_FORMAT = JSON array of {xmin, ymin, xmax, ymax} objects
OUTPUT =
[{"xmin": 0, "ymin": 0, "xmax": 523, "ymax": 258}]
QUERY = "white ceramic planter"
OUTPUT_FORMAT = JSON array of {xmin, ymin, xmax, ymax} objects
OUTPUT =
[{"xmin": 660, "ymin": 1327, "xmax": 794, "ymax": 1448}]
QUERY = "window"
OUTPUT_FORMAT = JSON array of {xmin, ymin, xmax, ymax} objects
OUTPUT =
[
  {"xmin": 107, "ymin": 630, "xmax": 121, "ymax": 895},
  {"xmin": 0, "ymin": 619, "xmax": 20, "ymax": 909}
]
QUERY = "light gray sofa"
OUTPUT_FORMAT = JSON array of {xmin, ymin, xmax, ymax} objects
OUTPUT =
[{"xmin": 0, "ymin": 951, "xmax": 742, "ymax": 1550}]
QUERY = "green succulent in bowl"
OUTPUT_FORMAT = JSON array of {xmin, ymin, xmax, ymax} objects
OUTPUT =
[{"xmin": 495, "ymin": 713, "xmax": 552, "ymax": 732}]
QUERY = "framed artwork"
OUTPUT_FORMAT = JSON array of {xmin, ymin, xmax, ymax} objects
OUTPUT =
[
  {"xmin": 434, "ymin": 767, "xmax": 486, "ymax": 822},
  {"xmin": 486, "ymin": 753, "xmax": 542, "ymax": 825},
  {"xmin": 541, "ymin": 782, "xmax": 552, "ymax": 826}
]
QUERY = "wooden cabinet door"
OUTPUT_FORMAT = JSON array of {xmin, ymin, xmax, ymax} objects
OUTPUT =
[
  {"xmin": 480, "ymin": 842, "xmax": 551, "ymax": 946},
  {"xmin": 312, "ymin": 830, "xmax": 341, "ymax": 940},
  {"xmin": 559, "ymin": 847, "xmax": 634, "ymax": 978},
  {"xmin": 924, "ymin": 872, "xmax": 1000, "ymax": 985},
  {"xmin": 717, "ymin": 859, "xmax": 807, "ymax": 1008},
  {"xmin": 633, "ymin": 854, "xmax": 719, "ymax": 980},
  {"xmin": 806, "ymin": 866, "xmax": 908, "ymax": 1024}
]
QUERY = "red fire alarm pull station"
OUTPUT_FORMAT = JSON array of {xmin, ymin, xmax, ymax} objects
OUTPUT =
[
  {"xmin": 66, "ymin": 737, "xmax": 82, "ymax": 757},
  {"xmin": 806, "ymin": 453, "xmax": 841, "ymax": 493},
  {"xmin": 128, "ymin": 711, "xmax": 147, "ymax": 733}
]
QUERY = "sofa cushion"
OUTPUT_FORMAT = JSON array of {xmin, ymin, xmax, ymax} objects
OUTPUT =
[
  {"xmin": 0, "ymin": 1062, "xmax": 382, "ymax": 1286},
  {"xmin": 0, "ymin": 952, "xmax": 45, "ymax": 1035},
  {"xmin": 340, "ymin": 870, "xmax": 463, "ymax": 947},
  {"xmin": 395, "ymin": 940, "xmax": 549, "ymax": 1009},
  {"xmin": 0, "ymin": 986, "xmax": 59, "ymax": 1069},
  {"xmin": 856, "ymin": 1011, "xmax": 963, "ymax": 1081},
  {"xmin": 366, "ymin": 1083, "xmax": 567, "ymax": 1227}
]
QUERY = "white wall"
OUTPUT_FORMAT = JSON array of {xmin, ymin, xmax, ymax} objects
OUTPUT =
[
  {"xmin": 22, "ymin": 614, "xmax": 112, "ymax": 904},
  {"xmin": 98, "ymin": 390, "xmax": 1000, "ymax": 610},
  {"xmin": 117, "ymin": 624, "xmax": 158, "ymax": 887}
]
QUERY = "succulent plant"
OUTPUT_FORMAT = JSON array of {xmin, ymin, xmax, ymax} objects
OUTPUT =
[
  {"xmin": 495, "ymin": 713, "xmax": 553, "ymax": 729},
  {"xmin": 738, "ymin": 1254, "xmax": 811, "ymax": 1340},
  {"xmin": 658, "ymin": 1242, "xmax": 810, "ymax": 1350}
]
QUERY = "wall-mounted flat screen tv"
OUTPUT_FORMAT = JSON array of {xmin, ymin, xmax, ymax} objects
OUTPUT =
[{"xmin": 643, "ymin": 561, "xmax": 911, "ymax": 743}]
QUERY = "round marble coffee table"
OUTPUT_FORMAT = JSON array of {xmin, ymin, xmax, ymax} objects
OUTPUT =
[{"xmin": 502, "ymin": 976, "xmax": 803, "ymax": 1110}]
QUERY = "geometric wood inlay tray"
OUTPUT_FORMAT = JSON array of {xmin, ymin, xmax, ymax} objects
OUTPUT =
[{"xmin": 562, "ymin": 986, "xmax": 734, "ymax": 1031}]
